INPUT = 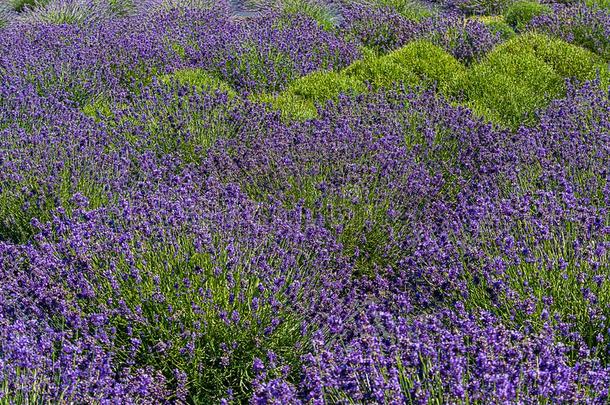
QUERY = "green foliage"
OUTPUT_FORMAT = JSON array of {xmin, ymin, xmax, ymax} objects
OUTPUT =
[
  {"xmin": 504, "ymin": 0, "xmax": 551, "ymax": 31},
  {"xmin": 254, "ymin": 92, "xmax": 318, "ymax": 121},
  {"xmin": 383, "ymin": 40, "xmax": 466, "ymax": 93},
  {"xmin": 495, "ymin": 33, "xmax": 609, "ymax": 83},
  {"xmin": 159, "ymin": 68, "xmax": 237, "ymax": 97},
  {"xmin": 253, "ymin": 70, "xmax": 364, "ymax": 121},
  {"xmin": 462, "ymin": 212, "xmax": 610, "ymax": 362},
  {"xmin": 252, "ymin": 34, "xmax": 605, "ymax": 130},
  {"xmin": 344, "ymin": 53, "xmax": 420, "ymax": 89},
  {"xmin": 287, "ymin": 70, "xmax": 366, "ymax": 102},
  {"xmin": 463, "ymin": 47, "xmax": 563, "ymax": 127},
  {"xmin": 217, "ymin": 43, "xmax": 297, "ymax": 93},
  {"xmin": 345, "ymin": 40, "xmax": 465, "ymax": 94},
  {"xmin": 107, "ymin": 0, "xmax": 135, "ymax": 16},
  {"xmin": 0, "ymin": 372, "xmax": 65, "ymax": 405},
  {"xmin": 461, "ymin": 34, "xmax": 608, "ymax": 128},
  {"xmin": 452, "ymin": 0, "xmax": 517, "ymax": 16},
  {"xmin": 82, "ymin": 95, "xmax": 116, "ymax": 120}
]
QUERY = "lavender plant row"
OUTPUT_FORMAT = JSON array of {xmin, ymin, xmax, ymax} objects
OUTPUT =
[{"xmin": 1, "ymin": 1, "xmax": 610, "ymax": 403}]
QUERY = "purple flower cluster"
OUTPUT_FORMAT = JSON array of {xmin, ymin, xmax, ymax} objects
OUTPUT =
[
  {"xmin": 1, "ymin": 1, "xmax": 610, "ymax": 402},
  {"xmin": 340, "ymin": 3, "xmax": 501, "ymax": 59},
  {"xmin": 529, "ymin": 3, "xmax": 610, "ymax": 59},
  {"xmin": 422, "ymin": 14, "xmax": 502, "ymax": 63},
  {"xmin": 340, "ymin": 3, "xmax": 423, "ymax": 53}
]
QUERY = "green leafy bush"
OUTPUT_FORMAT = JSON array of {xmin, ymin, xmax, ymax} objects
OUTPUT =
[
  {"xmin": 461, "ymin": 34, "xmax": 607, "ymax": 128},
  {"xmin": 287, "ymin": 70, "xmax": 366, "ymax": 102},
  {"xmin": 463, "ymin": 42, "xmax": 563, "ymax": 127},
  {"xmin": 345, "ymin": 40, "xmax": 465, "ymax": 94},
  {"xmin": 496, "ymin": 33, "xmax": 608, "ymax": 83},
  {"xmin": 254, "ymin": 70, "xmax": 364, "ymax": 121},
  {"xmin": 504, "ymin": 1, "xmax": 551, "ymax": 31},
  {"xmin": 254, "ymin": 92, "xmax": 318, "ymax": 121},
  {"xmin": 585, "ymin": 0, "xmax": 610, "ymax": 9},
  {"xmin": 344, "ymin": 55, "xmax": 419, "ymax": 89}
]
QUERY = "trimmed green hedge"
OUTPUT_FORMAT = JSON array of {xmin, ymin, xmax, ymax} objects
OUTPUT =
[
  {"xmin": 288, "ymin": 70, "xmax": 366, "ymax": 102},
  {"xmin": 345, "ymin": 40, "xmax": 465, "ymax": 93},
  {"xmin": 462, "ymin": 33, "xmax": 608, "ymax": 127}
]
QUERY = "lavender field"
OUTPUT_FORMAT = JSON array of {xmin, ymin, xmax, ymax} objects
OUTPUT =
[{"xmin": 0, "ymin": 0, "xmax": 609, "ymax": 402}]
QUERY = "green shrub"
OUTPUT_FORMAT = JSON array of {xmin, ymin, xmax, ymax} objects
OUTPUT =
[
  {"xmin": 384, "ymin": 40, "xmax": 466, "ymax": 94},
  {"xmin": 287, "ymin": 70, "xmax": 366, "ymax": 102},
  {"xmin": 344, "ymin": 54, "xmax": 420, "ymax": 89},
  {"xmin": 461, "ymin": 34, "xmax": 609, "ymax": 127},
  {"xmin": 464, "ymin": 47, "xmax": 563, "ymax": 127},
  {"xmin": 254, "ymin": 92, "xmax": 318, "ymax": 121},
  {"xmin": 345, "ymin": 40, "xmax": 465, "ymax": 94},
  {"xmin": 253, "ymin": 71, "xmax": 365, "ymax": 121},
  {"xmin": 495, "ymin": 33, "xmax": 608, "ymax": 83},
  {"xmin": 159, "ymin": 68, "xmax": 236, "ymax": 97},
  {"xmin": 504, "ymin": 1, "xmax": 551, "ymax": 31}
]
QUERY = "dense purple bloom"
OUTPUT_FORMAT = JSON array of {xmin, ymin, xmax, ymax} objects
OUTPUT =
[{"xmin": 529, "ymin": 3, "xmax": 610, "ymax": 59}]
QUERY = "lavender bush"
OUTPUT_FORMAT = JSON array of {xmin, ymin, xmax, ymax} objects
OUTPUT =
[
  {"xmin": 1, "ymin": 0, "xmax": 610, "ymax": 402},
  {"xmin": 529, "ymin": 3, "xmax": 610, "ymax": 59}
]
